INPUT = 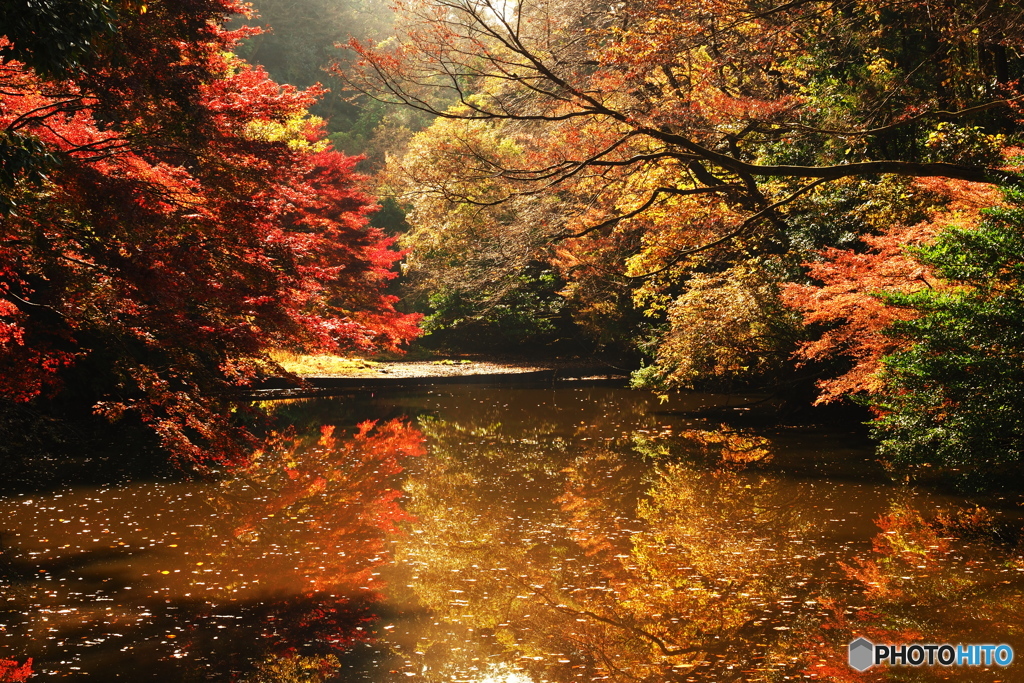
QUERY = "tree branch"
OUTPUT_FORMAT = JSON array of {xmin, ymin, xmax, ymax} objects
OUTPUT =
[
  {"xmin": 624, "ymin": 178, "xmax": 831, "ymax": 279},
  {"xmin": 555, "ymin": 185, "xmax": 739, "ymax": 241}
]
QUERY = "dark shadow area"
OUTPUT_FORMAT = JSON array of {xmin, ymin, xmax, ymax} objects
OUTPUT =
[{"xmin": 0, "ymin": 400, "xmax": 183, "ymax": 496}]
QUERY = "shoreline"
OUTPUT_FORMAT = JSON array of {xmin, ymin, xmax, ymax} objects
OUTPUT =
[{"xmin": 248, "ymin": 359, "xmax": 628, "ymax": 398}]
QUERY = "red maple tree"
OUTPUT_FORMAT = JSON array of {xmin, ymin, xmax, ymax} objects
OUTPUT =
[
  {"xmin": 782, "ymin": 178, "xmax": 1003, "ymax": 403},
  {"xmin": 0, "ymin": 1, "xmax": 420, "ymax": 465}
]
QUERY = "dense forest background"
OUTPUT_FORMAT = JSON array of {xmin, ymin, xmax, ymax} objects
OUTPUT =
[
  {"xmin": 242, "ymin": 0, "xmax": 1024, "ymax": 485},
  {"xmin": 5, "ymin": 0, "xmax": 1024, "ymax": 486}
]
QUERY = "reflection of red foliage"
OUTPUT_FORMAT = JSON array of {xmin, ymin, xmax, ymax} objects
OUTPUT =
[
  {"xmin": 556, "ymin": 451, "xmax": 633, "ymax": 562},
  {"xmin": 194, "ymin": 419, "xmax": 427, "ymax": 667},
  {"xmin": 0, "ymin": 658, "xmax": 32, "ymax": 683},
  {"xmin": 800, "ymin": 594, "xmax": 923, "ymax": 682},
  {"xmin": 236, "ymin": 419, "xmax": 425, "ymax": 594},
  {"xmin": 799, "ymin": 504, "xmax": 973, "ymax": 680},
  {"xmin": 871, "ymin": 505, "xmax": 951, "ymax": 561},
  {"xmin": 303, "ymin": 420, "xmax": 425, "ymax": 593}
]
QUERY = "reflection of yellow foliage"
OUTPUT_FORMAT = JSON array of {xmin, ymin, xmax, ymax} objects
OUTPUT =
[
  {"xmin": 637, "ymin": 464, "xmax": 803, "ymax": 585},
  {"xmin": 396, "ymin": 424, "xmax": 817, "ymax": 681},
  {"xmin": 241, "ymin": 654, "xmax": 340, "ymax": 683},
  {"xmin": 680, "ymin": 425, "xmax": 774, "ymax": 465}
]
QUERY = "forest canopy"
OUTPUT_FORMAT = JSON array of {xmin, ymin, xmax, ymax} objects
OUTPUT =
[
  {"xmin": 349, "ymin": 0, "xmax": 1023, "ymax": 334},
  {"xmin": 340, "ymin": 0, "xmax": 1024, "ymax": 478}
]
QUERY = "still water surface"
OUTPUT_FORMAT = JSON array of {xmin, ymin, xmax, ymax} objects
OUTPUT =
[{"xmin": 2, "ymin": 384, "xmax": 1024, "ymax": 681}]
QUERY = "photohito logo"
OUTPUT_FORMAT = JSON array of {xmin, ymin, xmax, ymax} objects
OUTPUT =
[{"xmin": 848, "ymin": 637, "xmax": 1014, "ymax": 671}]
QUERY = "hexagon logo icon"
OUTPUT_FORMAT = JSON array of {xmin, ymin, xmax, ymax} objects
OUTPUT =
[{"xmin": 849, "ymin": 637, "xmax": 875, "ymax": 672}]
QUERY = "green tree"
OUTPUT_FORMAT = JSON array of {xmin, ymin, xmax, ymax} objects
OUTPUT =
[
  {"xmin": 0, "ymin": 0, "xmax": 115, "ymax": 76},
  {"xmin": 869, "ymin": 190, "xmax": 1024, "ymax": 479}
]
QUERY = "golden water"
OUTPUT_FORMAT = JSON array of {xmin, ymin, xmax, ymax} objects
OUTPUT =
[{"xmin": 2, "ymin": 385, "xmax": 1023, "ymax": 681}]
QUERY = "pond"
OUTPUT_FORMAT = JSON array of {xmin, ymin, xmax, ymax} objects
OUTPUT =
[{"xmin": 2, "ymin": 383, "xmax": 1024, "ymax": 681}]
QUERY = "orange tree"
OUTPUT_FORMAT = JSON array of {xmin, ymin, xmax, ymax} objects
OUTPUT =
[
  {"xmin": 346, "ymin": 0, "xmax": 1024, "ymax": 373},
  {"xmin": 349, "ymin": 0, "xmax": 1023, "ymax": 221},
  {"xmin": 0, "ymin": 0, "xmax": 420, "ymax": 466},
  {"xmin": 780, "ymin": 179, "xmax": 1024, "ymax": 480}
]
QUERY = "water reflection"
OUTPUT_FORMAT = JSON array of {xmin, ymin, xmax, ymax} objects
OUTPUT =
[
  {"xmin": 382, "ymin": 388, "xmax": 1024, "ymax": 682},
  {"xmin": 2, "ymin": 386, "xmax": 1024, "ymax": 681},
  {"xmin": 801, "ymin": 500, "xmax": 1024, "ymax": 682},
  {"xmin": 0, "ymin": 418, "xmax": 423, "ymax": 680},
  {"xmin": 391, "ymin": 419, "xmax": 822, "ymax": 681}
]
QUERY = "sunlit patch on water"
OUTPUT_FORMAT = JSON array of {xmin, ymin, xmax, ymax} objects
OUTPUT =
[
  {"xmin": 2, "ymin": 385, "xmax": 1024, "ymax": 680},
  {"xmin": 476, "ymin": 666, "xmax": 534, "ymax": 683}
]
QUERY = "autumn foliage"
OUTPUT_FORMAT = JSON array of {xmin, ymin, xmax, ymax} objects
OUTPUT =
[
  {"xmin": 355, "ymin": 0, "xmax": 1024, "ymax": 368},
  {"xmin": 0, "ymin": 659, "xmax": 32, "ymax": 683},
  {"xmin": 0, "ymin": 0, "xmax": 419, "ymax": 464},
  {"xmin": 782, "ymin": 179, "xmax": 1004, "ymax": 403}
]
